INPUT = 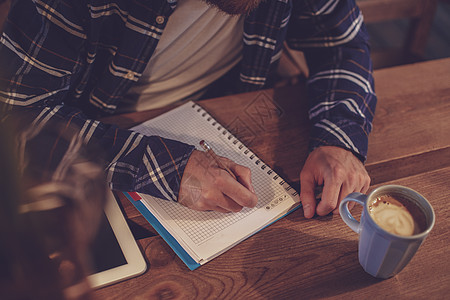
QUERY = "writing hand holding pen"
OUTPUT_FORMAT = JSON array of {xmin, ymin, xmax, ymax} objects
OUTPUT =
[{"xmin": 178, "ymin": 140, "xmax": 258, "ymax": 213}]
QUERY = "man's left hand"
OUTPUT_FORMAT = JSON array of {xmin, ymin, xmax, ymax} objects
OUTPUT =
[{"xmin": 299, "ymin": 146, "xmax": 371, "ymax": 218}]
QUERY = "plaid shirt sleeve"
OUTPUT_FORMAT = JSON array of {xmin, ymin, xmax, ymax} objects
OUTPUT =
[
  {"xmin": 0, "ymin": 0, "xmax": 194, "ymax": 201},
  {"xmin": 286, "ymin": 0, "xmax": 377, "ymax": 162}
]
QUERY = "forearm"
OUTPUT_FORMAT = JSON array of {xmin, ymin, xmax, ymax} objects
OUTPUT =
[
  {"xmin": 287, "ymin": 0, "xmax": 377, "ymax": 161},
  {"xmin": 3, "ymin": 104, "xmax": 195, "ymax": 200},
  {"xmin": 303, "ymin": 43, "xmax": 375, "ymax": 161}
]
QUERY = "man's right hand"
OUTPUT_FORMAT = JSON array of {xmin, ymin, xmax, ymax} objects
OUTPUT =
[{"xmin": 178, "ymin": 150, "xmax": 258, "ymax": 213}]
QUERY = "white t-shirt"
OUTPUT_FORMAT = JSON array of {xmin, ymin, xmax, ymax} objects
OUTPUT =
[{"xmin": 121, "ymin": 0, "xmax": 244, "ymax": 111}]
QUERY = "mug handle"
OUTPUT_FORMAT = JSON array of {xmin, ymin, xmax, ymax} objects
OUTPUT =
[{"xmin": 339, "ymin": 192, "xmax": 367, "ymax": 233}]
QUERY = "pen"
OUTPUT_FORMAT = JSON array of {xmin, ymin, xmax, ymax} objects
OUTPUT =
[{"xmin": 199, "ymin": 140, "xmax": 237, "ymax": 180}]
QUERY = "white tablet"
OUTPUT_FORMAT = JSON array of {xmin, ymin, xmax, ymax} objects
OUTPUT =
[{"xmin": 86, "ymin": 190, "xmax": 147, "ymax": 289}]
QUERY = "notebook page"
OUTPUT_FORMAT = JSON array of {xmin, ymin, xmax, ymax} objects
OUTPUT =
[{"xmin": 132, "ymin": 101, "xmax": 300, "ymax": 262}]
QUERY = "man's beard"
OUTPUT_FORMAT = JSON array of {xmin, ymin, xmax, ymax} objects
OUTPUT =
[{"xmin": 203, "ymin": 0, "xmax": 262, "ymax": 15}]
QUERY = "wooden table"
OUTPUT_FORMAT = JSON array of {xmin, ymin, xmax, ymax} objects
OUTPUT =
[{"xmin": 95, "ymin": 58, "xmax": 450, "ymax": 299}]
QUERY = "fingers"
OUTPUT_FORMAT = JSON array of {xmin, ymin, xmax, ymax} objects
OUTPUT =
[
  {"xmin": 299, "ymin": 146, "xmax": 372, "ymax": 218},
  {"xmin": 300, "ymin": 174, "xmax": 317, "ymax": 219},
  {"xmin": 214, "ymin": 157, "xmax": 257, "ymax": 208},
  {"xmin": 332, "ymin": 170, "xmax": 370, "ymax": 214},
  {"xmin": 201, "ymin": 193, "xmax": 245, "ymax": 213},
  {"xmin": 317, "ymin": 178, "xmax": 341, "ymax": 216},
  {"xmin": 212, "ymin": 206, "xmax": 231, "ymax": 213},
  {"xmin": 179, "ymin": 181, "xmax": 245, "ymax": 212},
  {"xmin": 330, "ymin": 168, "xmax": 371, "ymax": 215},
  {"xmin": 361, "ymin": 173, "xmax": 371, "ymax": 194},
  {"xmin": 183, "ymin": 171, "xmax": 256, "ymax": 212},
  {"xmin": 217, "ymin": 167, "xmax": 258, "ymax": 209},
  {"xmin": 331, "ymin": 181, "xmax": 354, "ymax": 215},
  {"xmin": 179, "ymin": 151, "xmax": 257, "ymax": 213},
  {"xmin": 215, "ymin": 194, "xmax": 245, "ymax": 212},
  {"xmin": 227, "ymin": 160, "xmax": 256, "ymax": 194}
]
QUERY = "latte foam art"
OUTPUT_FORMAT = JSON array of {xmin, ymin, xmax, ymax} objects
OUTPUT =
[{"xmin": 369, "ymin": 196, "xmax": 416, "ymax": 236}]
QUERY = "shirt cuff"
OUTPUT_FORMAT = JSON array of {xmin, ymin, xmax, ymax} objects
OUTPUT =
[
  {"xmin": 136, "ymin": 136, "xmax": 195, "ymax": 201},
  {"xmin": 108, "ymin": 135, "xmax": 195, "ymax": 201},
  {"xmin": 309, "ymin": 119, "xmax": 369, "ymax": 163}
]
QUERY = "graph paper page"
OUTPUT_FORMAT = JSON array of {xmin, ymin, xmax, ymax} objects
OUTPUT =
[{"xmin": 131, "ymin": 101, "xmax": 299, "ymax": 263}]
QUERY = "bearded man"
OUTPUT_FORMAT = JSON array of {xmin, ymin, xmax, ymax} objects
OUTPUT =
[{"xmin": 0, "ymin": 0, "xmax": 376, "ymax": 217}]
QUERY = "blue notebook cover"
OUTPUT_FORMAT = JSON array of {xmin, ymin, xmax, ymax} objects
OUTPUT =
[
  {"xmin": 124, "ymin": 192, "xmax": 201, "ymax": 270},
  {"xmin": 124, "ymin": 192, "xmax": 301, "ymax": 271}
]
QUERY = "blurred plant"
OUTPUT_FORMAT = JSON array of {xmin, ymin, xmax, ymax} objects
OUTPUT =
[{"xmin": 0, "ymin": 114, "xmax": 107, "ymax": 300}]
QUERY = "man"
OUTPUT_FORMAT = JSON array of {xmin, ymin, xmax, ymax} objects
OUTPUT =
[{"xmin": 0, "ymin": 0, "xmax": 376, "ymax": 217}]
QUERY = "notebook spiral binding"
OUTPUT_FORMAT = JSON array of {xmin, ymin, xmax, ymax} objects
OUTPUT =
[{"xmin": 192, "ymin": 103, "xmax": 299, "ymax": 198}]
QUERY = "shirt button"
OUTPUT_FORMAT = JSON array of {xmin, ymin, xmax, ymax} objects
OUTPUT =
[
  {"xmin": 156, "ymin": 16, "xmax": 165, "ymax": 24},
  {"xmin": 125, "ymin": 71, "xmax": 134, "ymax": 79}
]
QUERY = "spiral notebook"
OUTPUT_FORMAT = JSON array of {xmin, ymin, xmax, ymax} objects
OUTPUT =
[{"xmin": 124, "ymin": 101, "xmax": 300, "ymax": 270}]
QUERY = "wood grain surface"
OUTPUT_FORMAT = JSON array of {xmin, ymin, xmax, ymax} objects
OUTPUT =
[{"xmin": 95, "ymin": 58, "xmax": 450, "ymax": 299}]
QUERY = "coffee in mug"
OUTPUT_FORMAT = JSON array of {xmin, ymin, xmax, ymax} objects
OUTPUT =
[{"xmin": 368, "ymin": 194, "xmax": 427, "ymax": 236}]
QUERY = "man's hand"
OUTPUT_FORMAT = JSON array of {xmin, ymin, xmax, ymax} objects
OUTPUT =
[
  {"xmin": 178, "ymin": 150, "xmax": 258, "ymax": 213},
  {"xmin": 300, "ymin": 146, "xmax": 370, "ymax": 218}
]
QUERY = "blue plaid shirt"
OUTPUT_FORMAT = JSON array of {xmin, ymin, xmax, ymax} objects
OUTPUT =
[{"xmin": 0, "ymin": 0, "xmax": 376, "ymax": 201}]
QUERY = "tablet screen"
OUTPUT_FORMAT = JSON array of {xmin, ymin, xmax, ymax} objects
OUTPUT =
[
  {"xmin": 88, "ymin": 212, "xmax": 127, "ymax": 273},
  {"xmin": 86, "ymin": 191, "xmax": 147, "ymax": 289}
]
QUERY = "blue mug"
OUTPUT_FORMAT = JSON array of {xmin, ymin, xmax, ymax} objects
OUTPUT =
[{"xmin": 339, "ymin": 185, "xmax": 435, "ymax": 279}]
